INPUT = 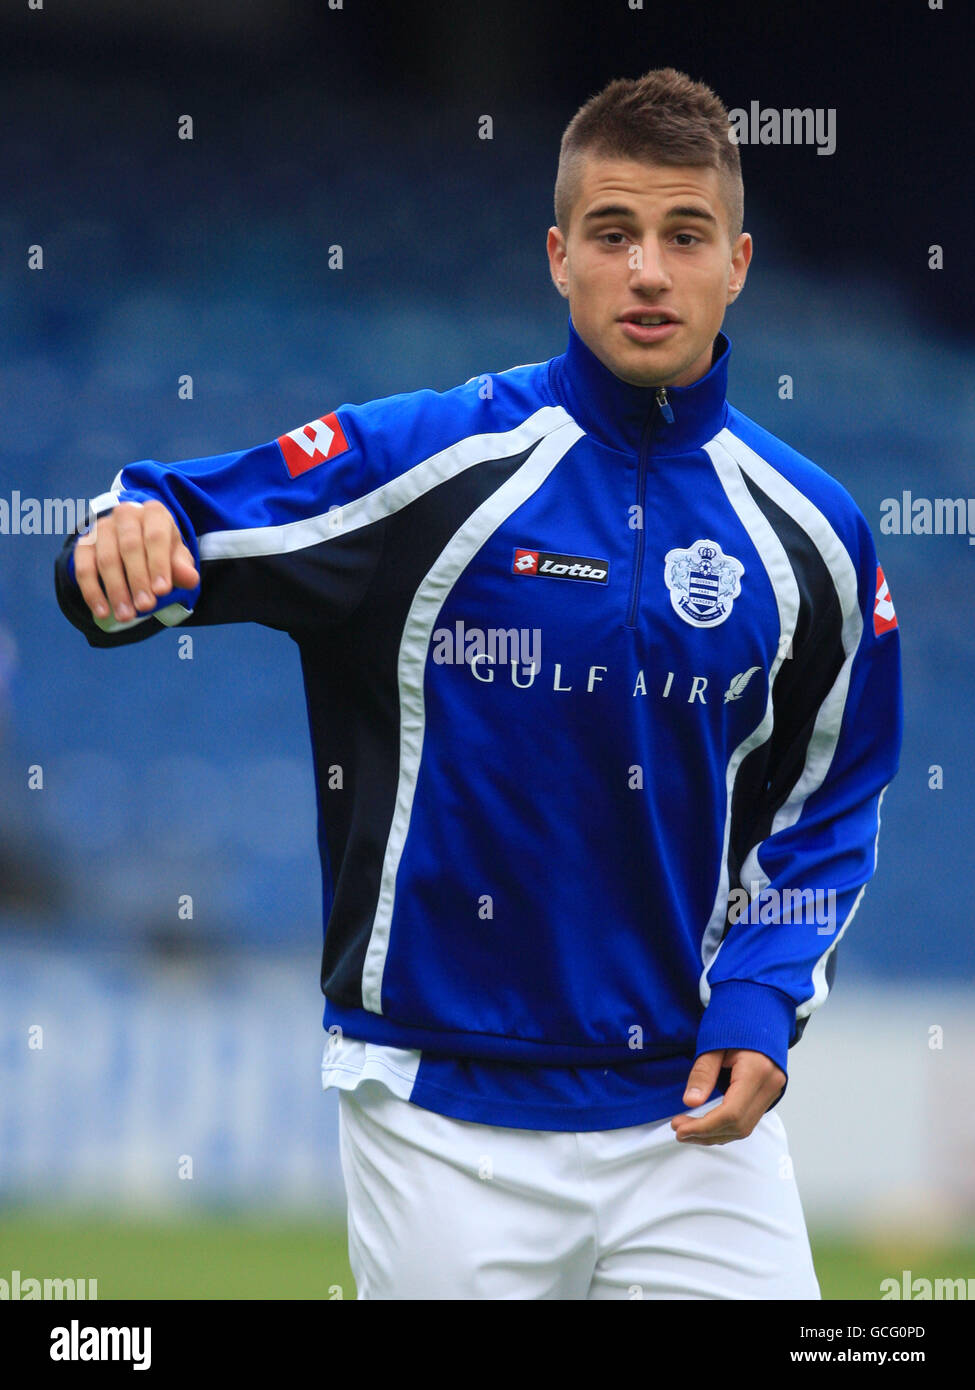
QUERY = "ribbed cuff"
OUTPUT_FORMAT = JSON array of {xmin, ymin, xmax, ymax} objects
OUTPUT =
[{"xmin": 695, "ymin": 979, "xmax": 795, "ymax": 1077}]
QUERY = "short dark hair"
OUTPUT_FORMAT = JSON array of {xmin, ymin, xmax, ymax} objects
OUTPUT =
[{"xmin": 554, "ymin": 67, "xmax": 743, "ymax": 243}]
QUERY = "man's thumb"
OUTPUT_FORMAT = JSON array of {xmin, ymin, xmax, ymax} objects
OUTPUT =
[
  {"xmin": 683, "ymin": 1051, "xmax": 723, "ymax": 1105},
  {"xmin": 172, "ymin": 534, "xmax": 200, "ymax": 585}
]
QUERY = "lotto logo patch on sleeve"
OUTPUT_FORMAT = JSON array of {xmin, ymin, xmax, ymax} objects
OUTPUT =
[
  {"xmin": 873, "ymin": 565, "xmax": 898, "ymax": 636},
  {"xmin": 278, "ymin": 411, "xmax": 350, "ymax": 478}
]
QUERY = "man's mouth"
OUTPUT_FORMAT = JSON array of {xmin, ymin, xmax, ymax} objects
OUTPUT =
[{"xmin": 619, "ymin": 315, "xmax": 680, "ymax": 343}]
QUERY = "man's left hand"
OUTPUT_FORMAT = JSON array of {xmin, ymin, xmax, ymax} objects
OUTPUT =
[{"xmin": 671, "ymin": 1048, "xmax": 786, "ymax": 1146}]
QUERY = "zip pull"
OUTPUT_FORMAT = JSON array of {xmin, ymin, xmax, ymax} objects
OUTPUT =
[{"xmin": 656, "ymin": 387, "xmax": 674, "ymax": 424}]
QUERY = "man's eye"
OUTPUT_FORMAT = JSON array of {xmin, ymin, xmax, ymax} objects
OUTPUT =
[
  {"xmin": 674, "ymin": 233, "xmax": 700, "ymax": 246},
  {"xmin": 600, "ymin": 232, "xmax": 626, "ymax": 245}
]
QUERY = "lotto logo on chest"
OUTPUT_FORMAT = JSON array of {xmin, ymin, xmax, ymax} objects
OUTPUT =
[{"xmin": 512, "ymin": 548, "xmax": 609, "ymax": 583}]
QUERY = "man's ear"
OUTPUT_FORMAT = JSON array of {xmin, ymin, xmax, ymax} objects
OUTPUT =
[
  {"xmin": 726, "ymin": 232, "xmax": 752, "ymax": 304},
  {"xmin": 547, "ymin": 225, "xmax": 569, "ymax": 298}
]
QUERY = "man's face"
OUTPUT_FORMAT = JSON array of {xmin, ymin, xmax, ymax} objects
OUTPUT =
[{"xmin": 547, "ymin": 155, "xmax": 752, "ymax": 389}]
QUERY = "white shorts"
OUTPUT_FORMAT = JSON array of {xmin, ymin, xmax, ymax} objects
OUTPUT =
[{"xmin": 337, "ymin": 1082, "xmax": 821, "ymax": 1300}]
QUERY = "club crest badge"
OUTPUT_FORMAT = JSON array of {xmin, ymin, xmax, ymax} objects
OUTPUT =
[{"xmin": 664, "ymin": 539, "xmax": 744, "ymax": 627}]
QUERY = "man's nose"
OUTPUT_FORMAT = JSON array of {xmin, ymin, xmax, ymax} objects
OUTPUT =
[{"xmin": 629, "ymin": 240, "xmax": 672, "ymax": 292}]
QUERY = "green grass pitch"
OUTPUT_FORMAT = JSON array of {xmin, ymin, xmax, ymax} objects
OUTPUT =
[{"xmin": 2, "ymin": 1210, "xmax": 973, "ymax": 1299}]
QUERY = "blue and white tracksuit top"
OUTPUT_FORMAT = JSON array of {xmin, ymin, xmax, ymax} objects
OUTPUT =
[{"xmin": 56, "ymin": 315, "xmax": 903, "ymax": 1131}]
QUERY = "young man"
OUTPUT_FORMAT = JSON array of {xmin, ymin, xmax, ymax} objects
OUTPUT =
[{"xmin": 56, "ymin": 68, "xmax": 902, "ymax": 1299}]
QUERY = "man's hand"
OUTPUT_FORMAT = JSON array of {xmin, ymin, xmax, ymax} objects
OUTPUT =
[
  {"xmin": 74, "ymin": 500, "xmax": 200, "ymax": 623},
  {"xmin": 671, "ymin": 1048, "xmax": 786, "ymax": 1146}
]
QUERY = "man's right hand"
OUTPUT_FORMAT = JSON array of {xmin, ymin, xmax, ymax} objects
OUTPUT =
[{"xmin": 73, "ymin": 500, "xmax": 201, "ymax": 623}]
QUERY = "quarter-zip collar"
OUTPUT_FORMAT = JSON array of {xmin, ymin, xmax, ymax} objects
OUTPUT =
[{"xmin": 548, "ymin": 313, "xmax": 731, "ymax": 457}]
